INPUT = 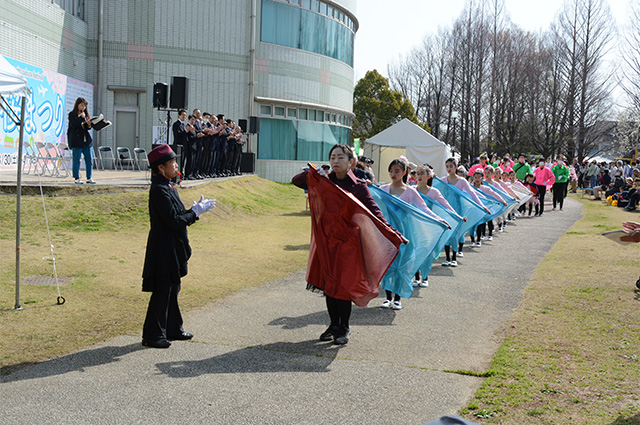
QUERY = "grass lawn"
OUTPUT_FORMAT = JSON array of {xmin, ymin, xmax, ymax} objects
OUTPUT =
[
  {"xmin": 461, "ymin": 194, "xmax": 640, "ymax": 424},
  {"xmin": 0, "ymin": 176, "xmax": 310, "ymax": 370}
]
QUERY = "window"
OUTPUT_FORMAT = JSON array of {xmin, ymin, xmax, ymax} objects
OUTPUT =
[
  {"xmin": 299, "ymin": 108, "xmax": 308, "ymax": 120},
  {"xmin": 309, "ymin": 109, "xmax": 316, "ymax": 121},
  {"xmin": 331, "ymin": 113, "xmax": 336, "ymax": 123},
  {"xmin": 261, "ymin": 0, "xmax": 355, "ymax": 66},
  {"xmin": 317, "ymin": 110, "xmax": 324, "ymax": 122},
  {"xmin": 287, "ymin": 108, "xmax": 297, "ymax": 118},
  {"xmin": 274, "ymin": 106, "xmax": 285, "ymax": 117},
  {"xmin": 260, "ymin": 105, "xmax": 272, "ymax": 115}
]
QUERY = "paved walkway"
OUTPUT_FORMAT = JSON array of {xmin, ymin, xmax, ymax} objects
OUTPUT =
[
  {"xmin": 0, "ymin": 197, "xmax": 582, "ymax": 424},
  {"xmin": 0, "ymin": 168, "xmax": 247, "ymax": 189}
]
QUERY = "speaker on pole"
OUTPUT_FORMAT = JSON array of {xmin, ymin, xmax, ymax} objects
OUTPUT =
[
  {"xmin": 238, "ymin": 119, "xmax": 248, "ymax": 131},
  {"xmin": 170, "ymin": 76, "xmax": 189, "ymax": 109},
  {"xmin": 249, "ymin": 116, "xmax": 260, "ymax": 134},
  {"xmin": 152, "ymin": 83, "xmax": 168, "ymax": 108}
]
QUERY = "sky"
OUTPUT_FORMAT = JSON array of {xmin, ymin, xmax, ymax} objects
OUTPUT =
[{"xmin": 353, "ymin": 0, "xmax": 632, "ymax": 81}]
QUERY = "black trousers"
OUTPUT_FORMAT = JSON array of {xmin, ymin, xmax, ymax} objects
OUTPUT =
[
  {"xmin": 553, "ymin": 182, "xmax": 566, "ymax": 209},
  {"xmin": 536, "ymin": 184, "xmax": 547, "ymax": 215},
  {"xmin": 325, "ymin": 295, "xmax": 351, "ymax": 329},
  {"xmin": 184, "ymin": 140, "xmax": 197, "ymax": 178},
  {"xmin": 142, "ymin": 274, "xmax": 184, "ymax": 342}
]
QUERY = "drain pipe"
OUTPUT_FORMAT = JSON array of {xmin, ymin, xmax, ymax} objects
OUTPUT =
[
  {"xmin": 248, "ymin": 0, "xmax": 257, "ymax": 153},
  {"xmin": 95, "ymin": 0, "xmax": 104, "ymax": 146}
]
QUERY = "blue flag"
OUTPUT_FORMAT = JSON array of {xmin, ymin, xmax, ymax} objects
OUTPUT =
[
  {"xmin": 431, "ymin": 177, "xmax": 486, "ymax": 247},
  {"xmin": 417, "ymin": 192, "xmax": 464, "ymax": 278},
  {"xmin": 369, "ymin": 186, "xmax": 448, "ymax": 299},
  {"xmin": 472, "ymin": 186, "xmax": 508, "ymax": 223}
]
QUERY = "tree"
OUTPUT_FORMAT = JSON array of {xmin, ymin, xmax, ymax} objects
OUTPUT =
[
  {"xmin": 352, "ymin": 70, "xmax": 423, "ymax": 140},
  {"xmin": 621, "ymin": 1, "xmax": 640, "ymax": 112}
]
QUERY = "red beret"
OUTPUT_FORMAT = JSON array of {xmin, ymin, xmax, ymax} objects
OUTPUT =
[{"xmin": 148, "ymin": 144, "xmax": 176, "ymax": 168}]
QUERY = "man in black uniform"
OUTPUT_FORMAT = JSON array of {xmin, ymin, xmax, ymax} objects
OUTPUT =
[{"xmin": 171, "ymin": 109, "xmax": 188, "ymax": 175}]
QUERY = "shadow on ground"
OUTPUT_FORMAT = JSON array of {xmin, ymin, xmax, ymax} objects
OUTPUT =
[
  {"xmin": 268, "ymin": 306, "xmax": 398, "ymax": 330},
  {"xmin": 1, "ymin": 343, "xmax": 144, "ymax": 383},
  {"xmin": 608, "ymin": 412, "xmax": 640, "ymax": 425},
  {"xmin": 155, "ymin": 339, "xmax": 341, "ymax": 378}
]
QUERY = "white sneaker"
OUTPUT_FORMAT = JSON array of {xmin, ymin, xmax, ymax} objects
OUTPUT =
[
  {"xmin": 74, "ymin": 179, "xmax": 84, "ymax": 184},
  {"xmin": 476, "ymin": 241, "xmax": 481, "ymax": 247},
  {"xmin": 470, "ymin": 242, "xmax": 476, "ymax": 247},
  {"xmin": 392, "ymin": 300, "xmax": 402, "ymax": 310},
  {"xmin": 419, "ymin": 279, "xmax": 429, "ymax": 287},
  {"xmin": 498, "ymin": 228, "xmax": 504, "ymax": 233},
  {"xmin": 450, "ymin": 260, "xmax": 458, "ymax": 267},
  {"xmin": 412, "ymin": 280, "xmax": 420, "ymax": 287},
  {"xmin": 487, "ymin": 236, "xmax": 493, "ymax": 241},
  {"xmin": 480, "ymin": 236, "xmax": 486, "ymax": 240},
  {"xmin": 381, "ymin": 299, "xmax": 392, "ymax": 308},
  {"xmin": 457, "ymin": 251, "xmax": 464, "ymax": 258},
  {"xmin": 442, "ymin": 261, "xmax": 451, "ymax": 267},
  {"xmin": 86, "ymin": 178, "xmax": 96, "ymax": 184}
]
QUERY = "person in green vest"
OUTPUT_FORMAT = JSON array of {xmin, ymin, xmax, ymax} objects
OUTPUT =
[
  {"xmin": 552, "ymin": 155, "xmax": 570, "ymax": 211},
  {"xmin": 512, "ymin": 154, "xmax": 532, "ymax": 181}
]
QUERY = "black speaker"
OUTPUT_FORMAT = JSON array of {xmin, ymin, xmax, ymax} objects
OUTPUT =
[
  {"xmin": 240, "ymin": 152, "xmax": 255, "ymax": 173},
  {"xmin": 152, "ymin": 83, "xmax": 168, "ymax": 108},
  {"xmin": 238, "ymin": 119, "xmax": 248, "ymax": 131},
  {"xmin": 170, "ymin": 76, "xmax": 189, "ymax": 109},
  {"xmin": 249, "ymin": 116, "xmax": 260, "ymax": 134}
]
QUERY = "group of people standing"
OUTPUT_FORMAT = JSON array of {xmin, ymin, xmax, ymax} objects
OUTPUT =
[
  {"xmin": 171, "ymin": 109, "xmax": 245, "ymax": 180},
  {"xmin": 292, "ymin": 146, "xmax": 574, "ymax": 346}
]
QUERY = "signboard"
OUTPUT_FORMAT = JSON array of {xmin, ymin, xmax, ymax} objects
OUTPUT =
[{"xmin": 0, "ymin": 56, "xmax": 93, "ymax": 170}]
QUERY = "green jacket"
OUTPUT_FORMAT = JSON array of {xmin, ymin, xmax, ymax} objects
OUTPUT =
[
  {"xmin": 512, "ymin": 162, "xmax": 532, "ymax": 181},
  {"xmin": 552, "ymin": 163, "xmax": 570, "ymax": 183}
]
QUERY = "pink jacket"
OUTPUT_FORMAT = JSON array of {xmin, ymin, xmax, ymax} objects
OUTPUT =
[{"xmin": 533, "ymin": 166, "xmax": 555, "ymax": 186}]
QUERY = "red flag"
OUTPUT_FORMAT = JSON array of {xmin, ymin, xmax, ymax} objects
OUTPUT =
[{"xmin": 306, "ymin": 167, "xmax": 402, "ymax": 307}]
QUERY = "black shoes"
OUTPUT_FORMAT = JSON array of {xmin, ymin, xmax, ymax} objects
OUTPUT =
[
  {"xmin": 319, "ymin": 325, "xmax": 339, "ymax": 341},
  {"xmin": 168, "ymin": 332, "xmax": 193, "ymax": 341},
  {"xmin": 319, "ymin": 325, "xmax": 350, "ymax": 345},
  {"xmin": 333, "ymin": 327, "xmax": 350, "ymax": 345},
  {"xmin": 141, "ymin": 339, "xmax": 171, "ymax": 349}
]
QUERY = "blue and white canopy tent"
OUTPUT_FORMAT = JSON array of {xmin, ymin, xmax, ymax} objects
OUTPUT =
[{"xmin": 0, "ymin": 55, "xmax": 30, "ymax": 310}]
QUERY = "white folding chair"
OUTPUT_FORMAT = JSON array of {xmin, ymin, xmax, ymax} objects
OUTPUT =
[
  {"xmin": 52, "ymin": 142, "xmax": 70, "ymax": 178},
  {"xmin": 133, "ymin": 148, "xmax": 149, "ymax": 171},
  {"xmin": 116, "ymin": 147, "xmax": 136, "ymax": 170},
  {"xmin": 98, "ymin": 146, "xmax": 117, "ymax": 170},
  {"xmin": 35, "ymin": 141, "xmax": 54, "ymax": 176},
  {"xmin": 22, "ymin": 141, "xmax": 38, "ymax": 175}
]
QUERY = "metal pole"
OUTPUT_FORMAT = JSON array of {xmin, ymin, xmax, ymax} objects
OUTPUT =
[
  {"xmin": 95, "ymin": 0, "xmax": 104, "ymax": 147},
  {"xmin": 248, "ymin": 0, "xmax": 257, "ymax": 153},
  {"xmin": 14, "ymin": 96, "xmax": 26, "ymax": 311}
]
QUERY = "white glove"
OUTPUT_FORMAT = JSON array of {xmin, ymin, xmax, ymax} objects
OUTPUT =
[
  {"xmin": 317, "ymin": 168, "xmax": 328, "ymax": 177},
  {"xmin": 192, "ymin": 195, "xmax": 216, "ymax": 217}
]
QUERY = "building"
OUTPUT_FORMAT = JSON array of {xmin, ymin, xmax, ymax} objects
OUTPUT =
[{"xmin": 0, "ymin": 0, "xmax": 357, "ymax": 181}]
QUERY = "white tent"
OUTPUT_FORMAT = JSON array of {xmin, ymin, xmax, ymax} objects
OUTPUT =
[
  {"xmin": 365, "ymin": 118, "xmax": 453, "ymax": 177},
  {"xmin": 0, "ymin": 56, "xmax": 29, "ymax": 310}
]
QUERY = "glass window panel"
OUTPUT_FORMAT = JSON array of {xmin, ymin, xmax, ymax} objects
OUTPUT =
[
  {"xmin": 302, "ymin": 0, "xmax": 310, "ymax": 8},
  {"xmin": 319, "ymin": 2, "xmax": 327, "ymax": 15},
  {"xmin": 274, "ymin": 106, "xmax": 285, "ymax": 117},
  {"xmin": 290, "ymin": 0, "xmax": 300, "ymax": 4},
  {"xmin": 311, "ymin": 0, "xmax": 319, "ymax": 12},
  {"xmin": 327, "ymin": 6, "xmax": 333, "ymax": 18},
  {"xmin": 257, "ymin": 118, "xmax": 297, "ymax": 160},
  {"xmin": 299, "ymin": 108, "xmax": 308, "ymax": 120},
  {"xmin": 260, "ymin": 105, "xmax": 272, "ymax": 115},
  {"xmin": 297, "ymin": 121, "xmax": 325, "ymax": 161},
  {"xmin": 317, "ymin": 110, "xmax": 324, "ymax": 122},
  {"xmin": 287, "ymin": 108, "xmax": 297, "ymax": 118},
  {"xmin": 309, "ymin": 109, "xmax": 316, "ymax": 121},
  {"xmin": 331, "ymin": 113, "xmax": 336, "ymax": 123}
]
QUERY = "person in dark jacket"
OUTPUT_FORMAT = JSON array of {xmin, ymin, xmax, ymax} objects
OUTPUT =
[
  {"xmin": 141, "ymin": 145, "xmax": 215, "ymax": 348},
  {"xmin": 67, "ymin": 97, "xmax": 95, "ymax": 184}
]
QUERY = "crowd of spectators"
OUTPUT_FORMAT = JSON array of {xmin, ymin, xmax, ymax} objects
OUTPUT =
[{"xmin": 171, "ymin": 108, "xmax": 245, "ymax": 180}]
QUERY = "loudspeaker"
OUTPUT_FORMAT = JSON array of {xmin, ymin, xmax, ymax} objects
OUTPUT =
[
  {"xmin": 240, "ymin": 152, "xmax": 255, "ymax": 173},
  {"xmin": 249, "ymin": 116, "xmax": 260, "ymax": 134},
  {"xmin": 170, "ymin": 76, "xmax": 189, "ymax": 109},
  {"xmin": 152, "ymin": 83, "xmax": 168, "ymax": 108},
  {"xmin": 238, "ymin": 119, "xmax": 248, "ymax": 131}
]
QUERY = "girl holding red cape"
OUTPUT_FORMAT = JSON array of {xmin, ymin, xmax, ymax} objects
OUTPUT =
[{"xmin": 292, "ymin": 144, "xmax": 406, "ymax": 345}]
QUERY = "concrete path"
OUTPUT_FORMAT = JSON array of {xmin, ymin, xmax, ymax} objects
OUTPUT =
[{"xmin": 0, "ymin": 197, "xmax": 582, "ymax": 424}]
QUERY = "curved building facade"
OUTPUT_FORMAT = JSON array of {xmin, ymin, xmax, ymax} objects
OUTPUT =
[{"xmin": 0, "ymin": 0, "xmax": 357, "ymax": 181}]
